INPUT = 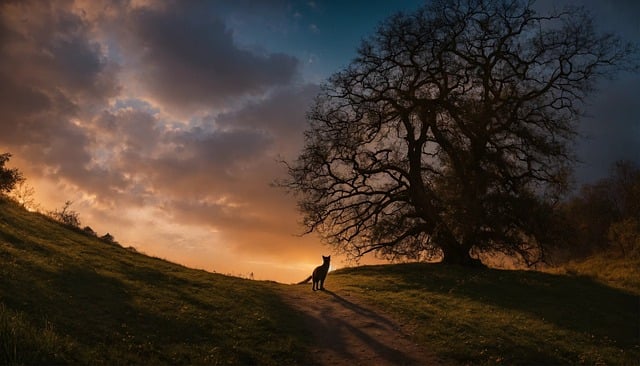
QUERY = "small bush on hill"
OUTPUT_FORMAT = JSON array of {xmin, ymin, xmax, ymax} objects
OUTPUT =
[{"xmin": 47, "ymin": 201, "xmax": 81, "ymax": 228}]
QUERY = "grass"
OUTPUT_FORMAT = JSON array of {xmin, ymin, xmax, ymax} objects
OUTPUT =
[
  {"xmin": 329, "ymin": 263, "xmax": 639, "ymax": 365},
  {"xmin": 553, "ymin": 254, "xmax": 640, "ymax": 295},
  {"xmin": 0, "ymin": 198, "xmax": 314, "ymax": 365},
  {"xmin": 1, "ymin": 196, "xmax": 638, "ymax": 365}
]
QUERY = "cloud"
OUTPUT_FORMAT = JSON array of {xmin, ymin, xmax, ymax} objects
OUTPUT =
[
  {"xmin": 215, "ymin": 84, "xmax": 319, "ymax": 151},
  {"xmin": 0, "ymin": 0, "xmax": 119, "ymax": 187},
  {"xmin": 121, "ymin": 2, "xmax": 300, "ymax": 113}
]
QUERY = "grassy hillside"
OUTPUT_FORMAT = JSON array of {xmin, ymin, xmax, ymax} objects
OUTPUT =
[
  {"xmin": 0, "ymin": 198, "xmax": 313, "ymax": 365},
  {"xmin": 1, "ymin": 196, "xmax": 638, "ymax": 365},
  {"xmin": 330, "ymin": 263, "xmax": 639, "ymax": 365},
  {"xmin": 553, "ymin": 254, "xmax": 640, "ymax": 295}
]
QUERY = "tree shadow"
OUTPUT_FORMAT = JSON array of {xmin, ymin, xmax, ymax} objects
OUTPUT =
[
  {"xmin": 289, "ymin": 288, "xmax": 430, "ymax": 365},
  {"xmin": 323, "ymin": 289, "xmax": 397, "ymax": 329},
  {"xmin": 346, "ymin": 263, "xmax": 639, "ymax": 348}
]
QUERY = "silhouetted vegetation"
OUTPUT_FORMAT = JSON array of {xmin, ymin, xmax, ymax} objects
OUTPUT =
[
  {"xmin": 281, "ymin": 0, "xmax": 636, "ymax": 266},
  {"xmin": 559, "ymin": 161, "xmax": 640, "ymax": 260},
  {"xmin": 0, "ymin": 153, "xmax": 23, "ymax": 195},
  {"xmin": 82, "ymin": 226, "xmax": 97, "ymax": 236},
  {"xmin": 100, "ymin": 232, "xmax": 117, "ymax": 245},
  {"xmin": 8, "ymin": 179, "xmax": 38, "ymax": 211},
  {"xmin": 47, "ymin": 200, "xmax": 81, "ymax": 228}
]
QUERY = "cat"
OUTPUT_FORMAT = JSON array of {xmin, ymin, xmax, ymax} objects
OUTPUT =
[{"xmin": 298, "ymin": 255, "xmax": 331, "ymax": 291}]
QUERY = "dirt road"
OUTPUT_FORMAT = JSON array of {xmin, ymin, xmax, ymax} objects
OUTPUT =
[{"xmin": 278, "ymin": 284, "xmax": 444, "ymax": 365}]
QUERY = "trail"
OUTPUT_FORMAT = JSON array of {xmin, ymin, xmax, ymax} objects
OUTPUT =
[{"xmin": 277, "ymin": 284, "xmax": 445, "ymax": 366}]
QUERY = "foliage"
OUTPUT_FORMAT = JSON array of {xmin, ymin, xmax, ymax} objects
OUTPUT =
[
  {"xmin": 8, "ymin": 179, "xmax": 39, "ymax": 211},
  {"xmin": 282, "ymin": 0, "xmax": 636, "ymax": 265},
  {"xmin": 560, "ymin": 161, "xmax": 640, "ymax": 258},
  {"xmin": 0, "ymin": 153, "xmax": 23, "ymax": 195},
  {"xmin": 608, "ymin": 218, "xmax": 640, "ymax": 258},
  {"xmin": 330, "ymin": 263, "xmax": 639, "ymax": 365},
  {"xmin": 47, "ymin": 200, "xmax": 81, "ymax": 228},
  {"xmin": 99, "ymin": 232, "xmax": 116, "ymax": 244},
  {"xmin": 82, "ymin": 226, "xmax": 97, "ymax": 236}
]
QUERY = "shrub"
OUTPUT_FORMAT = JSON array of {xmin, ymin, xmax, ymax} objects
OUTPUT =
[{"xmin": 47, "ymin": 201, "xmax": 81, "ymax": 228}]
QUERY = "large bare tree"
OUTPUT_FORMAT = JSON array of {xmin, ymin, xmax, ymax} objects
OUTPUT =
[{"xmin": 281, "ymin": 0, "xmax": 636, "ymax": 265}]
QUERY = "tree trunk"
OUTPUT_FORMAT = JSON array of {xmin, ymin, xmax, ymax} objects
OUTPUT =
[{"xmin": 440, "ymin": 242, "xmax": 484, "ymax": 267}]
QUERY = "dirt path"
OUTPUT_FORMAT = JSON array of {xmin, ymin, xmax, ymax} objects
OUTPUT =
[{"xmin": 277, "ymin": 284, "xmax": 444, "ymax": 366}]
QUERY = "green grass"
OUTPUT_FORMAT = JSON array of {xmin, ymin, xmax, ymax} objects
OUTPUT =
[
  {"xmin": 553, "ymin": 254, "xmax": 640, "ymax": 295},
  {"xmin": 330, "ymin": 263, "xmax": 639, "ymax": 365},
  {"xmin": 0, "ymin": 198, "xmax": 314, "ymax": 365}
]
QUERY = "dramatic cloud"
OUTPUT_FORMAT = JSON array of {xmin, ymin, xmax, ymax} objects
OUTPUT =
[
  {"xmin": 121, "ymin": 2, "xmax": 299, "ymax": 113},
  {"xmin": 0, "ymin": 0, "xmax": 118, "ymax": 185}
]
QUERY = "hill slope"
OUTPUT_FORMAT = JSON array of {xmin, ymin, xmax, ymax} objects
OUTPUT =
[
  {"xmin": 0, "ymin": 198, "xmax": 312, "ymax": 365},
  {"xmin": 327, "ymin": 263, "xmax": 639, "ymax": 365},
  {"xmin": 1, "ymin": 197, "xmax": 638, "ymax": 365}
]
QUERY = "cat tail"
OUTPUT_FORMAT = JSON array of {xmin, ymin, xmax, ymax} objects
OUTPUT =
[{"xmin": 297, "ymin": 275, "xmax": 312, "ymax": 284}]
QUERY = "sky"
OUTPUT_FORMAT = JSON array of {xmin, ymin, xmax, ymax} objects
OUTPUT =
[{"xmin": 0, "ymin": 0, "xmax": 638, "ymax": 283}]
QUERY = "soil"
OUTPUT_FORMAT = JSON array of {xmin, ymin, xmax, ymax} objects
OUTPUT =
[{"xmin": 277, "ymin": 283, "xmax": 446, "ymax": 366}]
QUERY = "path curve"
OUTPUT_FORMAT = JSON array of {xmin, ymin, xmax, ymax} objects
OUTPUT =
[{"xmin": 277, "ymin": 284, "xmax": 445, "ymax": 366}]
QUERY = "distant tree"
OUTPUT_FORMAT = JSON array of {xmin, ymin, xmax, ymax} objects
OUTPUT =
[
  {"xmin": 0, "ymin": 153, "xmax": 23, "ymax": 195},
  {"xmin": 608, "ymin": 218, "xmax": 640, "ymax": 258},
  {"xmin": 608, "ymin": 161, "xmax": 640, "ymax": 220},
  {"xmin": 561, "ymin": 161, "xmax": 640, "ymax": 258},
  {"xmin": 9, "ymin": 179, "xmax": 39, "ymax": 211},
  {"xmin": 281, "ymin": 0, "xmax": 636, "ymax": 265},
  {"xmin": 561, "ymin": 181, "xmax": 616, "ymax": 254},
  {"xmin": 48, "ymin": 201, "xmax": 81, "ymax": 228}
]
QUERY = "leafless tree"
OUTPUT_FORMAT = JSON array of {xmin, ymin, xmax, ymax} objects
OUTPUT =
[
  {"xmin": 9, "ymin": 179, "xmax": 39, "ymax": 211},
  {"xmin": 281, "ymin": 0, "xmax": 636, "ymax": 265}
]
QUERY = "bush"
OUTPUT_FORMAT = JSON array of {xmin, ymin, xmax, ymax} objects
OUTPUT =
[
  {"xmin": 608, "ymin": 218, "xmax": 640, "ymax": 258},
  {"xmin": 47, "ymin": 201, "xmax": 81, "ymax": 228},
  {"xmin": 558, "ymin": 161, "xmax": 640, "ymax": 259}
]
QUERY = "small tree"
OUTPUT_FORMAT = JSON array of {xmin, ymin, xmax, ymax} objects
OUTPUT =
[
  {"xmin": 282, "ymin": 0, "xmax": 636, "ymax": 265},
  {"xmin": 9, "ymin": 179, "xmax": 39, "ymax": 211},
  {"xmin": 0, "ymin": 153, "xmax": 23, "ymax": 195}
]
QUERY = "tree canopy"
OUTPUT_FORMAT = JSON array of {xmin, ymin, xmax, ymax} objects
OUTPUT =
[{"xmin": 282, "ymin": 0, "xmax": 636, "ymax": 265}]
